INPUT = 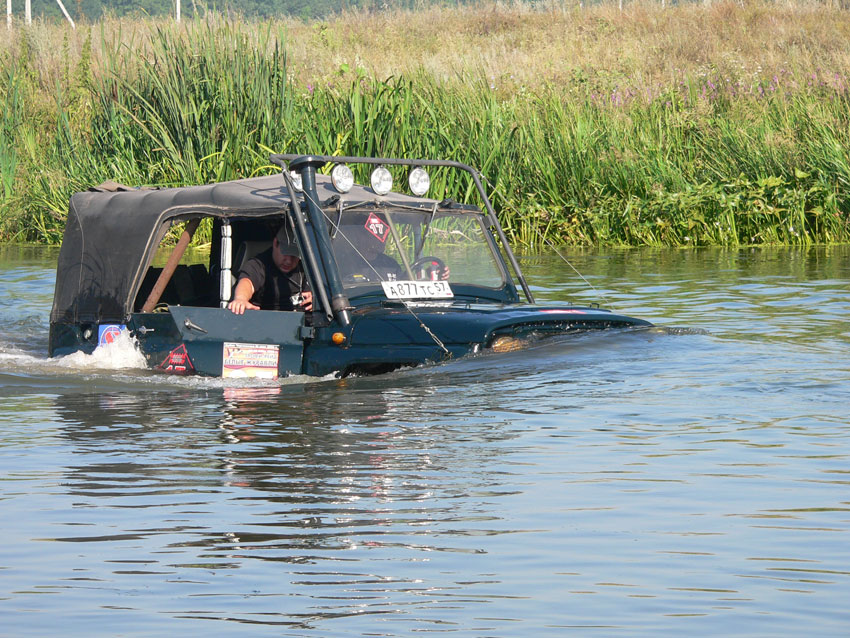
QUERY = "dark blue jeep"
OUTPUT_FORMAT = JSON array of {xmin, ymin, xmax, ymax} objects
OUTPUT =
[{"xmin": 49, "ymin": 155, "xmax": 650, "ymax": 377}]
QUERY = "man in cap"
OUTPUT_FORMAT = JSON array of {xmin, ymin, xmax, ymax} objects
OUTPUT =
[{"xmin": 228, "ymin": 225, "xmax": 313, "ymax": 314}]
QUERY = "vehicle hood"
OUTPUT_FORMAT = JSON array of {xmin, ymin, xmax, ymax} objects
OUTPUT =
[{"xmin": 347, "ymin": 302, "xmax": 650, "ymax": 346}]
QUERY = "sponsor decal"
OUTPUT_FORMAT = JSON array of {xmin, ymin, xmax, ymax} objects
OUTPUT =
[
  {"xmin": 223, "ymin": 342, "xmax": 279, "ymax": 379},
  {"xmin": 159, "ymin": 343, "xmax": 195, "ymax": 375},
  {"xmin": 97, "ymin": 324, "xmax": 126, "ymax": 346},
  {"xmin": 364, "ymin": 212, "xmax": 390, "ymax": 243}
]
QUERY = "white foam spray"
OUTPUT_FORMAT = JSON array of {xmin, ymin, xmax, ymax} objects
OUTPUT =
[{"xmin": 54, "ymin": 330, "xmax": 148, "ymax": 370}]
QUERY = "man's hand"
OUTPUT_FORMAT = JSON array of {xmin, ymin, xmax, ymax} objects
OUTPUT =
[
  {"xmin": 228, "ymin": 278, "xmax": 257, "ymax": 314},
  {"xmin": 228, "ymin": 298, "xmax": 260, "ymax": 314},
  {"xmin": 298, "ymin": 290, "xmax": 314, "ymax": 312}
]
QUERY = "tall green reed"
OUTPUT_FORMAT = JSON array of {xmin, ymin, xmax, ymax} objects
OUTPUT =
[
  {"xmin": 94, "ymin": 16, "xmax": 292, "ymax": 186},
  {"xmin": 0, "ymin": 66, "xmax": 21, "ymax": 205},
  {"xmin": 1, "ymin": 13, "xmax": 848, "ymax": 247}
]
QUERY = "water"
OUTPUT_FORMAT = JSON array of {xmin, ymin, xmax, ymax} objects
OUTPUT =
[{"xmin": 0, "ymin": 244, "xmax": 848, "ymax": 637}]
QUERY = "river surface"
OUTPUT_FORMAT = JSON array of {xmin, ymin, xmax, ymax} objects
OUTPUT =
[{"xmin": 0, "ymin": 245, "xmax": 848, "ymax": 637}]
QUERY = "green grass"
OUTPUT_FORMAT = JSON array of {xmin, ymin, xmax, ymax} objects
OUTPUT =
[{"xmin": 1, "ymin": 4, "xmax": 849, "ymax": 247}]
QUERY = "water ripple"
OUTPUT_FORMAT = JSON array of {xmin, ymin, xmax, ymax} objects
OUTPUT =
[{"xmin": 1, "ymin": 247, "xmax": 849, "ymax": 637}]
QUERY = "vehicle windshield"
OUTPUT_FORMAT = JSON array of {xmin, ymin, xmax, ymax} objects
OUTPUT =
[{"xmin": 328, "ymin": 207, "xmax": 506, "ymax": 296}]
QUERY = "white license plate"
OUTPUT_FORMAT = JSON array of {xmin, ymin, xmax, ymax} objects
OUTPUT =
[{"xmin": 381, "ymin": 280, "xmax": 454, "ymax": 300}]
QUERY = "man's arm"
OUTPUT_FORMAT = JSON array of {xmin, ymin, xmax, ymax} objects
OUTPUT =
[{"xmin": 228, "ymin": 277, "xmax": 259, "ymax": 314}]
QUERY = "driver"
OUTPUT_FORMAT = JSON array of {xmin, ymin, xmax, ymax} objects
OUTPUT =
[
  {"xmin": 334, "ymin": 214, "xmax": 449, "ymax": 283},
  {"xmin": 335, "ymin": 223, "xmax": 404, "ymax": 282}
]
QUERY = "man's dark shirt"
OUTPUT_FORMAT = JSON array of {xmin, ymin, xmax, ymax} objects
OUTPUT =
[{"xmin": 237, "ymin": 248, "xmax": 308, "ymax": 311}]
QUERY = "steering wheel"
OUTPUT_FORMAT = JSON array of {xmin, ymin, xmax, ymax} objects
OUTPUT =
[{"xmin": 410, "ymin": 255, "xmax": 446, "ymax": 281}]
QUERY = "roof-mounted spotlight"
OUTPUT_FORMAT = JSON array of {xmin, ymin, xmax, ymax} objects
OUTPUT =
[
  {"xmin": 370, "ymin": 166, "xmax": 393, "ymax": 196},
  {"xmin": 408, "ymin": 166, "xmax": 431, "ymax": 197},
  {"xmin": 331, "ymin": 163, "xmax": 354, "ymax": 193}
]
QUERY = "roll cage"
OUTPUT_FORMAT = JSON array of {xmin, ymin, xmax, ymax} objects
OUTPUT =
[
  {"xmin": 126, "ymin": 155, "xmax": 536, "ymax": 326},
  {"xmin": 271, "ymin": 154, "xmax": 535, "ymax": 304}
]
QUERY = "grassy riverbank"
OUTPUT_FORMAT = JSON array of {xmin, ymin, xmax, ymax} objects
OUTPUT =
[{"xmin": 2, "ymin": 2, "xmax": 849, "ymax": 246}]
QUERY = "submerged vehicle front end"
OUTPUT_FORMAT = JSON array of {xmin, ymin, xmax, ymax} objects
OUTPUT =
[{"xmin": 303, "ymin": 299, "xmax": 650, "ymax": 377}]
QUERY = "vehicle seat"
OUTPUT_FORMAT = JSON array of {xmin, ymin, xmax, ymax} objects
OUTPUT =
[
  {"xmin": 229, "ymin": 240, "xmax": 272, "ymax": 290},
  {"xmin": 233, "ymin": 240, "xmax": 271, "ymax": 273}
]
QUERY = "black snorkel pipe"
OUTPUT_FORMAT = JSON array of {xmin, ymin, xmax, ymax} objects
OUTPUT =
[
  {"xmin": 280, "ymin": 169, "xmax": 335, "ymax": 324},
  {"xmin": 283, "ymin": 156, "xmax": 351, "ymax": 327}
]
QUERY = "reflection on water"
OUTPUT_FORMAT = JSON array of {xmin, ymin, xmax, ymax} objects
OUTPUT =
[{"xmin": 0, "ymin": 245, "xmax": 849, "ymax": 637}]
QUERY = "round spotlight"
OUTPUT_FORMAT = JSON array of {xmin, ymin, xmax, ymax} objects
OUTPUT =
[
  {"xmin": 331, "ymin": 164, "xmax": 354, "ymax": 193},
  {"xmin": 288, "ymin": 169, "xmax": 303, "ymax": 192},
  {"xmin": 370, "ymin": 166, "xmax": 393, "ymax": 196},
  {"xmin": 408, "ymin": 166, "xmax": 431, "ymax": 196}
]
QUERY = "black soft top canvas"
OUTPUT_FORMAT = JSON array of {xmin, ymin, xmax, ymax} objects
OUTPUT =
[{"xmin": 49, "ymin": 173, "xmax": 438, "ymax": 325}]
